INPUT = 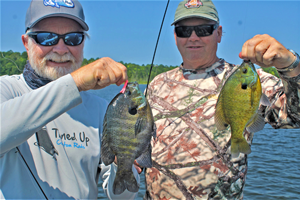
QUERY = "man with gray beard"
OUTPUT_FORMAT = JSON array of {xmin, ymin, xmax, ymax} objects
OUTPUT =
[{"xmin": 0, "ymin": 0, "xmax": 140, "ymax": 199}]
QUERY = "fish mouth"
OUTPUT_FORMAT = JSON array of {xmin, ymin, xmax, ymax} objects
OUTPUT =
[
  {"xmin": 128, "ymin": 101, "xmax": 146, "ymax": 115},
  {"xmin": 137, "ymin": 101, "xmax": 147, "ymax": 110},
  {"xmin": 132, "ymin": 96, "xmax": 147, "ymax": 110},
  {"xmin": 241, "ymin": 83, "xmax": 248, "ymax": 90}
]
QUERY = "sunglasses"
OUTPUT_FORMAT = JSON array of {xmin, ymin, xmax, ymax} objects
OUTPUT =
[
  {"xmin": 175, "ymin": 24, "xmax": 219, "ymax": 38},
  {"xmin": 27, "ymin": 32, "xmax": 85, "ymax": 46}
]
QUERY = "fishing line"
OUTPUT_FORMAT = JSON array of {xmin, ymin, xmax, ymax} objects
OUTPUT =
[
  {"xmin": 144, "ymin": 0, "xmax": 170, "ymax": 98},
  {"xmin": 16, "ymin": 147, "xmax": 49, "ymax": 200}
]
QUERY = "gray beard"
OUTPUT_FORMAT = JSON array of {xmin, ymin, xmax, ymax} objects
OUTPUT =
[{"xmin": 28, "ymin": 40, "xmax": 83, "ymax": 80}]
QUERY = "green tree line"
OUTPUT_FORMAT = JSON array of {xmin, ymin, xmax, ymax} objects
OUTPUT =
[
  {"xmin": 0, "ymin": 50, "xmax": 177, "ymax": 83},
  {"xmin": 0, "ymin": 50, "xmax": 28, "ymax": 75},
  {"xmin": 0, "ymin": 50, "xmax": 279, "ymax": 83}
]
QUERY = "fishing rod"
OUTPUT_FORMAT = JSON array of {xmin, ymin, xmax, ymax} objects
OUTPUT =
[
  {"xmin": 16, "ymin": 147, "xmax": 49, "ymax": 199},
  {"xmin": 1, "ymin": 52, "xmax": 23, "ymax": 72},
  {"xmin": 143, "ymin": 0, "xmax": 190, "ymax": 138},
  {"xmin": 144, "ymin": 0, "xmax": 170, "ymax": 98}
]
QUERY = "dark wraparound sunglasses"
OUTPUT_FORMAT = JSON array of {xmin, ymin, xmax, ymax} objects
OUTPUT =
[
  {"xmin": 175, "ymin": 24, "xmax": 219, "ymax": 38},
  {"xmin": 27, "ymin": 32, "xmax": 85, "ymax": 46}
]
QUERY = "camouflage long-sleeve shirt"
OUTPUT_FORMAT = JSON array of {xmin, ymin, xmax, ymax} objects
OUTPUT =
[{"xmin": 144, "ymin": 59, "xmax": 300, "ymax": 200}]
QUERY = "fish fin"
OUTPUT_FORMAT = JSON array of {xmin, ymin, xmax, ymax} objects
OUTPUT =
[
  {"xmin": 152, "ymin": 123, "xmax": 157, "ymax": 139},
  {"xmin": 260, "ymin": 93, "xmax": 271, "ymax": 106},
  {"xmin": 231, "ymin": 138, "xmax": 251, "ymax": 158},
  {"xmin": 113, "ymin": 174, "xmax": 126, "ymax": 195},
  {"xmin": 100, "ymin": 146, "xmax": 115, "ymax": 165},
  {"xmin": 215, "ymin": 96, "xmax": 228, "ymax": 130},
  {"xmin": 113, "ymin": 171, "xmax": 139, "ymax": 194},
  {"xmin": 246, "ymin": 113, "xmax": 265, "ymax": 133},
  {"xmin": 135, "ymin": 117, "xmax": 145, "ymax": 137},
  {"xmin": 251, "ymin": 87, "xmax": 255, "ymax": 107},
  {"xmin": 125, "ymin": 173, "xmax": 139, "ymax": 193},
  {"xmin": 136, "ymin": 144, "xmax": 152, "ymax": 168}
]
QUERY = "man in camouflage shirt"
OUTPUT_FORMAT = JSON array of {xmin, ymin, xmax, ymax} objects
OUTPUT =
[{"xmin": 143, "ymin": 0, "xmax": 300, "ymax": 199}]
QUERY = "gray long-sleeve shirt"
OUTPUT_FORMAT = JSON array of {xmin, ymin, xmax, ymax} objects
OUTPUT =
[{"xmin": 0, "ymin": 74, "xmax": 139, "ymax": 199}]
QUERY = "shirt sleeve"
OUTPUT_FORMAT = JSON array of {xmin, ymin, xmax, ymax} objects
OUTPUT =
[
  {"xmin": 100, "ymin": 163, "xmax": 140, "ymax": 200},
  {"xmin": 0, "ymin": 74, "xmax": 82, "ymax": 156},
  {"xmin": 258, "ymin": 69, "xmax": 300, "ymax": 128}
]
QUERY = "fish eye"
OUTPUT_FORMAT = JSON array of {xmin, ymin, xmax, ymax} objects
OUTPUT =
[
  {"xmin": 241, "ymin": 83, "xmax": 248, "ymax": 90},
  {"xmin": 128, "ymin": 107, "xmax": 137, "ymax": 115},
  {"xmin": 242, "ymin": 68, "xmax": 247, "ymax": 74},
  {"xmin": 127, "ymin": 91, "xmax": 131, "ymax": 95}
]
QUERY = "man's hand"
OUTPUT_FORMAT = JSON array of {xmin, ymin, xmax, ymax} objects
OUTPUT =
[
  {"xmin": 71, "ymin": 57, "xmax": 128, "ymax": 91},
  {"xmin": 133, "ymin": 160, "xmax": 143, "ymax": 174},
  {"xmin": 239, "ymin": 34, "xmax": 300, "ymax": 77},
  {"xmin": 113, "ymin": 157, "xmax": 143, "ymax": 174}
]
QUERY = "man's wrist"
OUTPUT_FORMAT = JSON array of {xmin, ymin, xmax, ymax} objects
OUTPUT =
[{"xmin": 276, "ymin": 49, "xmax": 300, "ymax": 73}]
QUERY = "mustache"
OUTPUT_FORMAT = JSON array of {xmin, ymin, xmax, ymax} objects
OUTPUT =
[{"xmin": 43, "ymin": 52, "xmax": 76, "ymax": 64}]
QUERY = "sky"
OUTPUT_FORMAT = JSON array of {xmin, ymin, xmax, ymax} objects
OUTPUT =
[{"xmin": 1, "ymin": 0, "xmax": 300, "ymax": 67}]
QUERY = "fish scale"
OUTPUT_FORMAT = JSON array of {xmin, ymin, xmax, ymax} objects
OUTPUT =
[
  {"xmin": 101, "ymin": 82, "xmax": 156, "ymax": 195},
  {"xmin": 215, "ymin": 61, "xmax": 270, "ymax": 158}
]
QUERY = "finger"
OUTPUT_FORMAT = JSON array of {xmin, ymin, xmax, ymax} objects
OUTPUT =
[
  {"xmin": 133, "ymin": 160, "xmax": 142, "ymax": 174},
  {"xmin": 260, "ymin": 46, "xmax": 277, "ymax": 67},
  {"xmin": 240, "ymin": 35, "xmax": 265, "ymax": 63},
  {"xmin": 96, "ymin": 68, "xmax": 111, "ymax": 89},
  {"xmin": 110, "ymin": 64, "xmax": 125, "ymax": 86},
  {"xmin": 246, "ymin": 38, "xmax": 263, "ymax": 63},
  {"xmin": 253, "ymin": 41, "xmax": 268, "ymax": 64},
  {"xmin": 119, "ymin": 64, "xmax": 128, "ymax": 85},
  {"xmin": 255, "ymin": 35, "xmax": 281, "ymax": 67},
  {"xmin": 115, "ymin": 71, "xmax": 128, "ymax": 86},
  {"xmin": 110, "ymin": 62, "xmax": 128, "ymax": 86},
  {"xmin": 239, "ymin": 52, "xmax": 243, "ymax": 59},
  {"xmin": 97, "ymin": 58, "xmax": 120, "ymax": 88},
  {"xmin": 240, "ymin": 41, "xmax": 249, "ymax": 60},
  {"xmin": 101, "ymin": 58, "xmax": 127, "ymax": 86},
  {"xmin": 134, "ymin": 165, "xmax": 142, "ymax": 174},
  {"xmin": 107, "ymin": 69, "xmax": 117, "ymax": 85},
  {"xmin": 133, "ymin": 160, "xmax": 139, "ymax": 167}
]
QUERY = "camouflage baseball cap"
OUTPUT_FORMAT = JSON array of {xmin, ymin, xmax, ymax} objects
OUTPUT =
[
  {"xmin": 171, "ymin": 0, "xmax": 219, "ymax": 26},
  {"xmin": 25, "ymin": 0, "xmax": 89, "ymax": 32}
]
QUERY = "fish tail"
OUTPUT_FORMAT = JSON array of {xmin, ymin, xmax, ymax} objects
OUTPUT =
[
  {"xmin": 113, "ymin": 170, "xmax": 139, "ymax": 195},
  {"xmin": 231, "ymin": 138, "xmax": 251, "ymax": 158}
]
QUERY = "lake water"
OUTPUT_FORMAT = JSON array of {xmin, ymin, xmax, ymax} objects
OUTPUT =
[{"xmin": 88, "ymin": 84, "xmax": 300, "ymax": 200}]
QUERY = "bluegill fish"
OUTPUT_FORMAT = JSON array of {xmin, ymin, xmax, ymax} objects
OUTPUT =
[
  {"xmin": 101, "ymin": 81, "xmax": 156, "ymax": 195},
  {"xmin": 215, "ymin": 61, "xmax": 270, "ymax": 158}
]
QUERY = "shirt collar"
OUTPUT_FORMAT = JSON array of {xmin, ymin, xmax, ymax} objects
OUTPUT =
[{"xmin": 179, "ymin": 58, "xmax": 225, "ymax": 80}]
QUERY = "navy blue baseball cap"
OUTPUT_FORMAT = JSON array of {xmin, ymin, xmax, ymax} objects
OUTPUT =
[{"xmin": 25, "ymin": 0, "xmax": 89, "ymax": 32}]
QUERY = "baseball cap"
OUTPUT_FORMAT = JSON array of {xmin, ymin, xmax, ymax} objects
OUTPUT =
[
  {"xmin": 25, "ymin": 0, "xmax": 89, "ymax": 32},
  {"xmin": 171, "ymin": 0, "xmax": 219, "ymax": 26}
]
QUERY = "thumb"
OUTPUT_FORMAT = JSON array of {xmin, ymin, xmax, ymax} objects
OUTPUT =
[{"xmin": 239, "ymin": 52, "xmax": 242, "ymax": 59}]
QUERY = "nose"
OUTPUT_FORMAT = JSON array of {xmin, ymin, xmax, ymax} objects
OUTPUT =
[
  {"xmin": 189, "ymin": 30, "xmax": 200, "ymax": 41},
  {"xmin": 52, "ymin": 38, "xmax": 69, "ymax": 55}
]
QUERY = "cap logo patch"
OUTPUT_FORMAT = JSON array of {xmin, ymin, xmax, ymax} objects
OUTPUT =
[
  {"xmin": 43, "ymin": 0, "xmax": 74, "ymax": 8},
  {"xmin": 185, "ymin": 0, "xmax": 202, "ymax": 8}
]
